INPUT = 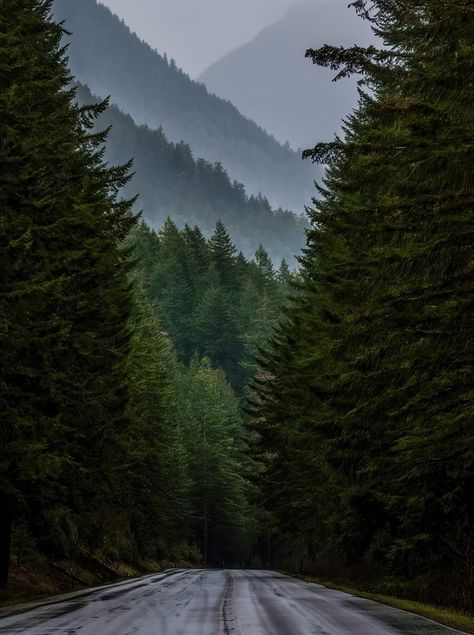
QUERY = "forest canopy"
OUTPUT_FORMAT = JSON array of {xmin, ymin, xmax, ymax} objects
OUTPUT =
[
  {"xmin": 249, "ymin": 0, "xmax": 474, "ymax": 611},
  {"xmin": 1, "ymin": 0, "xmax": 473, "ymax": 618},
  {"xmin": 0, "ymin": 0, "xmax": 291, "ymax": 585}
]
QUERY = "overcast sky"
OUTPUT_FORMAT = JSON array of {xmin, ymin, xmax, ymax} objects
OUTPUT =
[{"xmin": 99, "ymin": 0, "xmax": 304, "ymax": 77}]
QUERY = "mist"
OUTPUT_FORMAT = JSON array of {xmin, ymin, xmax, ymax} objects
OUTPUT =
[{"xmin": 99, "ymin": 0, "xmax": 305, "ymax": 76}]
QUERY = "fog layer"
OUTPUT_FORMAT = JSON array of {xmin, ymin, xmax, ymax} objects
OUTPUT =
[{"xmin": 99, "ymin": 0, "xmax": 305, "ymax": 76}]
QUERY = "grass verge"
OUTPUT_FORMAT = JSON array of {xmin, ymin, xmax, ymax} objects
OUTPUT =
[{"xmin": 297, "ymin": 575, "xmax": 474, "ymax": 634}]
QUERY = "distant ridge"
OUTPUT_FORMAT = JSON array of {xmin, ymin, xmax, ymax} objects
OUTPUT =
[
  {"xmin": 53, "ymin": 0, "xmax": 318, "ymax": 212},
  {"xmin": 199, "ymin": 0, "xmax": 374, "ymax": 150},
  {"xmin": 74, "ymin": 83, "xmax": 307, "ymax": 265}
]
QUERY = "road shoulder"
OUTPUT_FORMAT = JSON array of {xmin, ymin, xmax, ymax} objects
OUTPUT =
[
  {"xmin": 0, "ymin": 569, "xmax": 180, "ymax": 620},
  {"xmin": 297, "ymin": 575, "xmax": 473, "ymax": 635}
]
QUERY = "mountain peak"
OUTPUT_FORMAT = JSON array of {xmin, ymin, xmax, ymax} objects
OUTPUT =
[
  {"xmin": 199, "ymin": 0, "xmax": 375, "ymax": 150},
  {"xmin": 53, "ymin": 0, "xmax": 317, "ymax": 212}
]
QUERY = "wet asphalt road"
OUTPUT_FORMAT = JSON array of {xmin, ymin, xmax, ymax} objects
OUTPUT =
[{"xmin": 0, "ymin": 569, "xmax": 466, "ymax": 635}]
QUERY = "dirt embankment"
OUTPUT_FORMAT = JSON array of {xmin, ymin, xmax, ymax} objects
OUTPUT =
[{"xmin": 0, "ymin": 550, "xmax": 157, "ymax": 607}]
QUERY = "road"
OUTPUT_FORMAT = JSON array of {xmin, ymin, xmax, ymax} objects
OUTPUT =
[{"xmin": 0, "ymin": 569, "xmax": 466, "ymax": 635}]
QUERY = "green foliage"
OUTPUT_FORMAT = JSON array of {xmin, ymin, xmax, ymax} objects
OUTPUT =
[
  {"xmin": 132, "ymin": 219, "xmax": 288, "ymax": 392},
  {"xmin": 0, "ymin": 0, "xmax": 136, "ymax": 584},
  {"xmin": 120, "ymin": 273, "xmax": 261, "ymax": 564},
  {"xmin": 250, "ymin": 0, "xmax": 474, "ymax": 610},
  {"xmin": 0, "ymin": 0, "xmax": 291, "ymax": 580},
  {"xmin": 116, "ymin": 218, "xmax": 289, "ymax": 564},
  {"xmin": 176, "ymin": 358, "xmax": 255, "ymax": 564},
  {"xmin": 123, "ymin": 288, "xmax": 190, "ymax": 558}
]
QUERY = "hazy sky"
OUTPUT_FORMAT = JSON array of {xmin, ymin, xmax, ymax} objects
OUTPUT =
[{"xmin": 99, "ymin": 0, "xmax": 304, "ymax": 77}]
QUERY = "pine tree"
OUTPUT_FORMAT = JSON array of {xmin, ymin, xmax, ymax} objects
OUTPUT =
[
  {"xmin": 182, "ymin": 224, "xmax": 210, "ymax": 278},
  {"xmin": 254, "ymin": 244, "xmax": 275, "ymax": 281},
  {"xmin": 251, "ymin": 0, "xmax": 474, "ymax": 605},
  {"xmin": 151, "ymin": 218, "xmax": 195, "ymax": 359},
  {"xmin": 0, "ymin": 0, "xmax": 136, "ymax": 583},
  {"xmin": 130, "ymin": 220, "xmax": 161, "ymax": 286},
  {"xmin": 208, "ymin": 220, "xmax": 238, "ymax": 292},
  {"xmin": 276, "ymin": 260, "xmax": 291, "ymax": 285},
  {"xmin": 253, "ymin": 244, "xmax": 276, "ymax": 293},
  {"xmin": 124, "ymin": 287, "xmax": 190, "ymax": 557},
  {"xmin": 194, "ymin": 266, "xmax": 244, "ymax": 389},
  {"xmin": 177, "ymin": 357, "xmax": 254, "ymax": 564}
]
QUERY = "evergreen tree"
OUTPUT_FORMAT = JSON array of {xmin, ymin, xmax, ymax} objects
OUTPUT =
[
  {"xmin": 132, "ymin": 218, "xmax": 286, "ymax": 394},
  {"xmin": 177, "ymin": 358, "xmax": 254, "ymax": 564},
  {"xmin": 125, "ymin": 288, "xmax": 190, "ymax": 558},
  {"xmin": 251, "ymin": 0, "xmax": 474, "ymax": 608},
  {"xmin": 254, "ymin": 244, "xmax": 275, "ymax": 291},
  {"xmin": 182, "ymin": 224, "xmax": 210, "ymax": 279},
  {"xmin": 151, "ymin": 218, "xmax": 195, "ymax": 359},
  {"xmin": 0, "ymin": 0, "xmax": 289, "ymax": 588},
  {"xmin": 194, "ymin": 266, "xmax": 245, "ymax": 389},
  {"xmin": 276, "ymin": 260, "xmax": 291, "ymax": 285},
  {"xmin": 208, "ymin": 220, "xmax": 238, "ymax": 292},
  {"xmin": 0, "ymin": 0, "xmax": 136, "ymax": 583}
]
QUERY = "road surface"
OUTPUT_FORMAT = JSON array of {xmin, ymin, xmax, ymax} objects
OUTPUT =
[{"xmin": 0, "ymin": 569, "xmax": 466, "ymax": 635}]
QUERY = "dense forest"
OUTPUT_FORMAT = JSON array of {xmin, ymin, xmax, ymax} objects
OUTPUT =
[
  {"xmin": 52, "ymin": 0, "xmax": 318, "ymax": 211},
  {"xmin": 0, "ymin": 0, "xmax": 290, "ymax": 582},
  {"xmin": 74, "ymin": 83, "xmax": 306, "ymax": 265},
  {"xmin": 250, "ymin": 0, "xmax": 474, "ymax": 611},
  {"xmin": 1, "ymin": 0, "xmax": 473, "ymax": 621},
  {"xmin": 131, "ymin": 220, "xmax": 291, "ymax": 392}
]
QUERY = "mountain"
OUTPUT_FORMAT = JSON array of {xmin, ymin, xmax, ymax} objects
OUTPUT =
[
  {"xmin": 53, "ymin": 0, "xmax": 318, "ymax": 212},
  {"xmin": 199, "ymin": 1, "xmax": 375, "ymax": 150},
  {"xmin": 75, "ymin": 83, "xmax": 306, "ymax": 265}
]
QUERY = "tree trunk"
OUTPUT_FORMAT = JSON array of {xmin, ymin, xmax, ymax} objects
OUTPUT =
[
  {"xmin": 203, "ymin": 501, "xmax": 208, "ymax": 566},
  {"xmin": 266, "ymin": 532, "xmax": 272, "ymax": 569},
  {"xmin": 0, "ymin": 503, "xmax": 12, "ymax": 586}
]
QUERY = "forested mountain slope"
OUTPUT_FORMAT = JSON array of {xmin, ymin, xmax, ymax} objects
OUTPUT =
[
  {"xmin": 53, "ymin": 0, "xmax": 317, "ymax": 211},
  {"xmin": 75, "ymin": 83, "xmax": 306, "ymax": 265},
  {"xmin": 131, "ymin": 219, "xmax": 292, "ymax": 393},
  {"xmin": 199, "ymin": 0, "xmax": 374, "ymax": 149},
  {"xmin": 1, "ymin": 0, "xmax": 473, "ymax": 621}
]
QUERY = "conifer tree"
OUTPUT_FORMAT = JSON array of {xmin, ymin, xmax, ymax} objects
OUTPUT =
[
  {"xmin": 194, "ymin": 266, "xmax": 244, "ymax": 389},
  {"xmin": 276, "ymin": 260, "xmax": 291, "ymax": 285},
  {"xmin": 251, "ymin": 0, "xmax": 474, "ymax": 605},
  {"xmin": 125, "ymin": 287, "xmax": 190, "ymax": 557},
  {"xmin": 209, "ymin": 220, "xmax": 238, "ymax": 292},
  {"xmin": 0, "ymin": 0, "xmax": 136, "ymax": 583},
  {"xmin": 182, "ymin": 224, "xmax": 210, "ymax": 279},
  {"xmin": 177, "ymin": 358, "xmax": 254, "ymax": 564},
  {"xmin": 152, "ymin": 218, "xmax": 195, "ymax": 358},
  {"xmin": 253, "ymin": 244, "xmax": 276, "ymax": 292}
]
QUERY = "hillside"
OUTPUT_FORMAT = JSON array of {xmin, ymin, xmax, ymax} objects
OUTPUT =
[
  {"xmin": 53, "ymin": 0, "xmax": 317, "ymax": 211},
  {"xmin": 199, "ymin": 0, "xmax": 374, "ymax": 149},
  {"xmin": 75, "ymin": 84, "xmax": 306, "ymax": 265}
]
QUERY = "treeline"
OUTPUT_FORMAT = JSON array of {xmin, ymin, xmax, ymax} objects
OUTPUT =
[
  {"xmin": 132, "ymin": 219, "xmax": 291, "ymax": 391},
  {"xmin": 124, "ymin": 298, "xmax": 254, "ymax": 567},
  {"xmin": 250, "ymin": 0, "xmax": 474, "ymax": 612},
  {"xmin": 75, "ymin": 82, "xmax": 306, "ymax": 266},
  {"xmin": 1, "ymin": 0, "xmax": 136, "ymax": 585},
  {"xmin": 124, "ymin": 220, "xmax": 291, "ymax": 563},
  {"xmin": 0, "ymin": 0, "xmax": 291, "ymax": 585}
]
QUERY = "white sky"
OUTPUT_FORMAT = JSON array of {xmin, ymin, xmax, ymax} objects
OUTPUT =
[{"xmin": 99, "ymin": 0, "xmax": 304, "ymax": 77}]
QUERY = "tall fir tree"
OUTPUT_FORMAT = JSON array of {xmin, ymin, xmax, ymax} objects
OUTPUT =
[
  {"xmin": 0, "ymin": 0, "xmax": 136, "ymax": 583},
  {"xmin": 251, "ymin": 0, "xmax": 474, "ymax": 607},
  {"xmin": 208, "ymin": 220, "xmax": 238, "ymax": 292}
]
